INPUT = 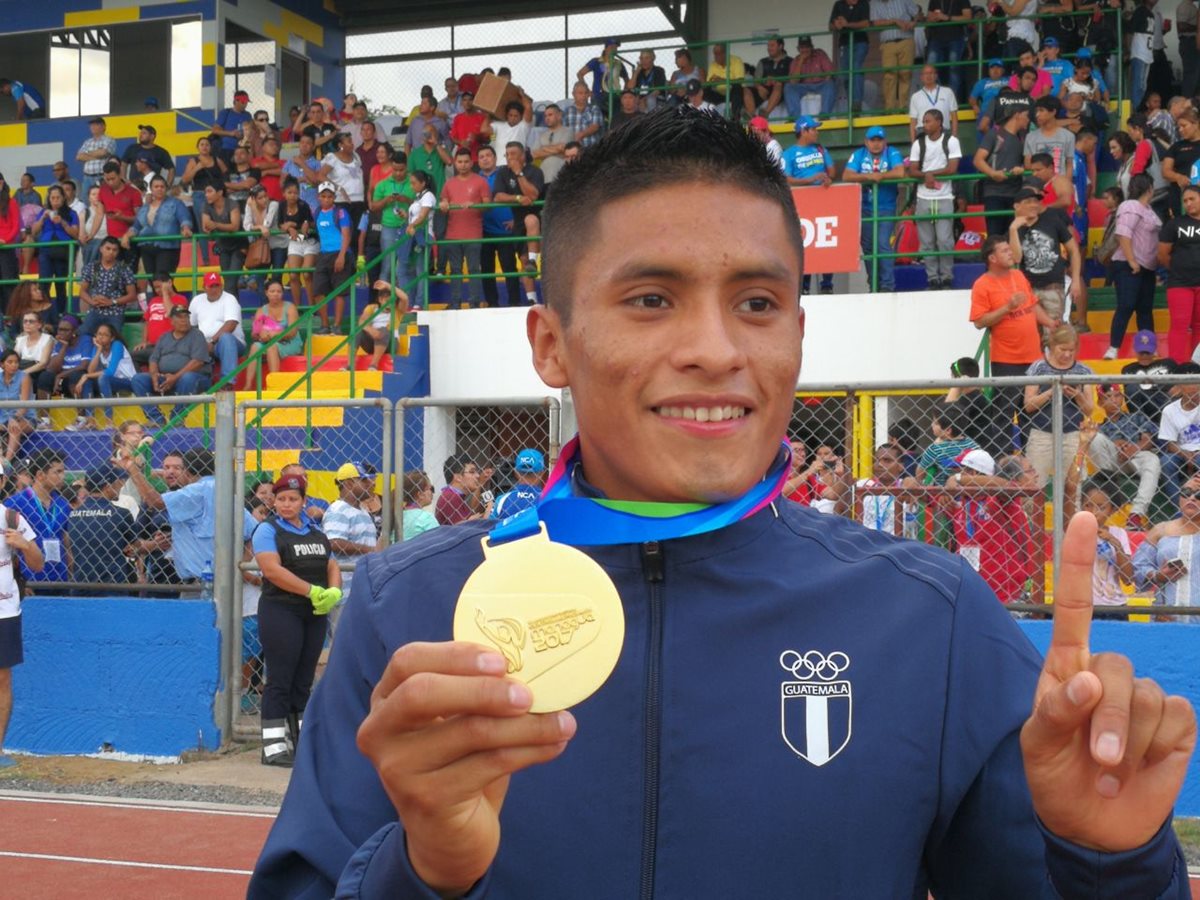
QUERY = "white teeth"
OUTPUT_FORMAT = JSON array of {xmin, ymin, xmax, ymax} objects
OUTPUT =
[
  {"xmin": 682, "ymin": 407, "xmax": 696, "ymax": 420},
  {"xmin": 656, "ymin": 406, "xmax": 748, "ymax": 421},
  {"xmin": 695, "ymin": 407, "xmax": 710, "ymax": 422}
]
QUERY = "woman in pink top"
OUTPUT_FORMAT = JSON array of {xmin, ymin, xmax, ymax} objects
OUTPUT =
[{"xmin": 1104, "ymin": 172, "xmax": 1161, "ymax": 359}]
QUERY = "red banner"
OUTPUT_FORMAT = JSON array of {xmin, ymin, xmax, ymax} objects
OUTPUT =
[{"xmin": 790, "ymin": 184, "xmax": 863, "ymax": 274}]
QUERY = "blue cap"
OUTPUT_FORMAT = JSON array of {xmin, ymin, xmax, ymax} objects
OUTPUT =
[
  {"xmin": 795, "ymin": 115, "xmax": 820, "ymax": 132},
  {"xmin": 987, "ymin": 58, "xmax": 1004, "ymax": 69},
  {"xmin": 865, "ymin": 126, "xmax": 886, "ymax": 139},
  {"xmin": 1075, "ymin": 47, "xmax": 1093, "ymax": 59},
  {"xmin": 86, "ymin": 462, "xmax": 127, "ymax": 487},
  {"xmin": 1042, "ymin": 36, "xmax": 1059, "ymax": 47},
  {"xmin": 144, "ymin": 96, "xmax": 159, "ymax": 107},
  {"xmin": 514, "ymin": 448, "xmax": 546, "ymax": 474}
]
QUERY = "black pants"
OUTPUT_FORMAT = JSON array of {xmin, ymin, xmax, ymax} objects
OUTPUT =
[
  {"xmin": 990, "ymin": 360, "xmax": 1033, "ymax": 450},
  {"xmin": 258, "ymin": 596, "xmax": 327, "ymax": 721},
  {"xmin": 142, "ymin": 245, "xmax": 181, "ymax": 281},
  {"xmin": 0, "ymin": 248, "xmax": 17, "ymax": 312},
  {"xmin": 482, "ymin": 236, "xmax": 519, "ymax": 307},
  {"xmin": 982, "ymin": 196, "xmax": 1016, "ymax": 237}
]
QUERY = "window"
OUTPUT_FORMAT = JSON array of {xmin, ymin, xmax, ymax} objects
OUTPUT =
[
  {"xmin": 171, "ymin": 21, "xmax": 202, "ymax": 110},
  {"xmin": 50, "ymin": 29, "xmax": 111, "ymax": 119}
]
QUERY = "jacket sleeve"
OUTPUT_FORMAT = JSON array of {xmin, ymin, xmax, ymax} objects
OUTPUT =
[
  {"xmin": 248, "ymin": 554, "xmax": 492, "ymax": 899},
  {"xmin": 923, "ymin": 558, "xmax": 1187, "ymax": 898}
]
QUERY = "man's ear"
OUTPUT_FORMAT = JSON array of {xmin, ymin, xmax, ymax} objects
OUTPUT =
[{"xmin": 528, "ymin": 305, "xmax": 569, "ymax": 389}]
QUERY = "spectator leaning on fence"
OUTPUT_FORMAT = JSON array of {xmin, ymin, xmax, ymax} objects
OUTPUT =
[
  {"xmin": 843, "ymin": 126, "xmax": 906, "ymax": 293},
  {"xmin": 907, "ymin": 109, "xmax": 961, "ymax": 291},
  {"xmin": 0, "ymin": 479, "xmax": 42, "ymax": 769},
  {"xmin": 783, "ymin": 117, "xmax": 835, "ymax": 295},
  {"xmin": 66, "ymin": 462, "xmax": 135, "ymax": 594},
  {"xmin": 324, "ymin": 462, "xmax": 381, "ymax": 603},
  {"xmin": 1133, "ymin": 471, "xmax": 1200, "ymax": 623},
  {"xmin": 8, "ymin": 449, "xmax": 71, "ymax": 586},
  {"xmin": 1089, "ymin": 384, "xmax": 1161, "ymax": 531}
]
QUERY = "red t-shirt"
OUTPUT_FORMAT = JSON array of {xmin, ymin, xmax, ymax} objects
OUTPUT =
[
  {"xmin": 251, "ymin": 157, "xmax": 283, "ymax": 202},
  {"xmin": 435, "ymin": 486, "xmax": 474, "ymax": 525},
  {"xmin": 145, "ymin": 293, "xmax": 186, "ymax": 345},
  {"xmin": 951, "ymin": 496, "xmax": 1034, "ymax": 603},
  {"xmin": 99, "ymin": 182, "xmax": 143, "ymax": 238},
  {"xmin": 450, "ymin": 112, "xmax": 490, "ymax": 160},
  {"xmin": 441, "ymin": 173, "xmax": 491, "ymax": 240}
]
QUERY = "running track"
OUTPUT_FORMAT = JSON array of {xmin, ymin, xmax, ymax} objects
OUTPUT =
[
  {"xmin": 3, "ymin": 791, "xmax": 1200, "ymax": 897},
  {"xmin": 0, "ymin": 792, "xmax": 275, "ymax": 899}
]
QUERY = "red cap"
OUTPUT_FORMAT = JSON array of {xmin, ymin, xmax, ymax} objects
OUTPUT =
[
  {"xmin": 272, "ymin": 474, "xmax": 307, "ymax": 496},
  {"xmin": 234, "ymin": 90, "xmax": 250, "ymax": 101},
  {"xmin": 749, "ymin": 116, "xmax": 770, "ymax": 130},
  {"xmin": 203, "ymin": 272, "xmax": 222, "ymax": 288}
]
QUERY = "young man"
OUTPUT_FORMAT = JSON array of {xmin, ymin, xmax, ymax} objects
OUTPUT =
[
  {"xmin": 1122, "ymin": 330, "xmax": 1177, "ymax": 418},
  {"xmin": 782, "ymin": 116, "xmax": 835, "ymax": 294},
  {"xmin": 1023, "ymin": 96, "xmax": 1075, "ymax": 179},
  {"xmin": 78, "ymin": 236, "xmax": 136, "ymax": 337},
  {"xmin": 212, "ymin": 90, "xmax": 253, "ymax": 164},
  {"xmin": 312, "ymin": 182, "xmax": 353, "ymax": 332},
  {"xmin": 843, "ymin": 126, "xmax": 907, "ymax": 292},
  {"xmin": 439, "ymin": 148, "xmax": 491, "ymax": 308},
  {"xmin": 973, "ymin": 105, "xmax": 1031, "ymax": 236},
  {"xmin": 0, "ymin": 78, "xmax": 45, "ymax": 120},
  {"xmin": 8, "ymin": 450, "xmax": 71, "ymax": 586},
  {"xmin": 1038, "ymin": 36, "xmax": 1075, "ymax": 96},
  {"xmin": 531, "ymin": 104, "xmax": 575, "ymax": 185},
  {"xmin": 490, "ymin": 98, "xmax": 535, "ymax": 152},
  {"xmin": 370, "ymin": 154, "xmax": 413, "ymax": 290},
  {"xmin": 1008, "ymin": 184, "xmax": 1082, "ymax": 329},
  {"xmin": 434, "ymin": 454, "xmax": 486, "ymax": 525},
  {"xmin": 252, "ymin": 107, "xmax": 1197, "ymax": 900},
  {"xmin": 491, "ymin": 449, "xmax": 546, "ymax": 519},
  {"xmin": 907, "ymin": 108, "xmax": 961, "ymax": 290},
  {"xmin": 748, "ymin": 116, "xmax": 784, "ymax": 171},
  {"xmin": 408, "ymin": 125, "xmax": 451, "ymax": 197},
  {"xmin": 121, "ymin": 124, "xmax": 174, "ymax": 186},
  {"xmin": 0, "ymin": 464, "xmax": 43, "ymax": 768},
  {"xmin": 297, "ymin": 100, "xmax": 339, "ymax": 161},
  {"xmin": 98, "ymin": 161, "xmax": 143, "ymax": 263},
  {"xmin": 743, "ymin": 37, "xmax": 790, "ymax": 118}
]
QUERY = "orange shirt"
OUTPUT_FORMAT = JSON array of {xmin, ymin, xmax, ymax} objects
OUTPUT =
[{"xmin": 969, "ymin": 269, "xmax": 1042, "ymax": 365}]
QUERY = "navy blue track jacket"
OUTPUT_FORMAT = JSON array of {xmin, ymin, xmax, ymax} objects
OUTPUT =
[{"xmin": 250, "ymin": 501, "xmax": 1188, "ymax": 898}]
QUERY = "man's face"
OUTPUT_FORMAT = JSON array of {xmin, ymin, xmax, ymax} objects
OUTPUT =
[
  {"xmin": 454, "ymin": 153, "xmax": 473, "ymax": 175},
  {"xmin": 1098, "ymin": 387, "xmax": 1123, "ymax": 417},
  {"xmin": 545, "ymin": 107, "xmax": 561, "ymax": 128},
  {"xmin": 233, "ymin": 147, "xmax": 249, "ymax": 166},
  {"xmin": 458, "ymin": 464, "xmax": 481, "ymax": 491},
  {"xmin": 264, "ymin": 138, "xmax": 280, "ymax": 158},
  {"xmin": 768, "ymin": 39, "xmax": 784, "ymax": 58},
  {"xmin": 139, "ymin": 128, "xmax": 154, "ymax": 146},
  {"xmin": 361, "ymin": 122, "xmax": 375, "ymax": 142},
  {"xmin": 103, "ymin": 170, "xmax": 121, "ymax": 189},
  {"xmin": 1184, "ymin": 190, "xmax": 1200, "ymax": 218},
  {"xmin": 528, "ymin": 182, "xmax": 803, "ymax": 503},
  {"xmin": 564, "ymin": 145, "xmax": 581, "ymax": 164},
  {"xmin": 797, "ymin": 44, "xmax": 812, "ymax": 62},
  {"xmin": 1044, "ymin": 45, "xmax": 1059, "ymax": 60},
  {"xmin": 310, "ymin": 104, "xmax": 325, "ymax": 122},
  {"xmin": 100, "ymin": 241, "xmax": 118, "ymax": 264},
  {"xmin": 171, "ymin": 312, "xmax": 190, "ymax": 334},
  {"xmin": 1019, "ymin": 52, "xmax": 1035, "ymax": 69},
  {"xmin": 299, "ymin": 135, "xmax": 314, "ymax": 157},
  {"xmin": 640, "ymin": 51, "xmax": 655, "ymax": 68},
  {"xmin": 506, "ymin": 107, "xmax": 522, "ymax": 125},
  {"xmin": 319, "ymin": 190, "xmax": 335, "ymax": 209},
  {"xmin": 205, "ymin": 283, "xmax": 224, "ymax": 302},
  {"xmin": 1035, "ymin": 106, "xmax": 1054, "ymax": 127},
  {"xmin": 353, "ymin": 105, "xmax": 367, "ymax": 123},
  {"xmin": 89, "ymin": 121, "xmax": 103, "ymax": 137},
  {"xmin": 713, "ymin": 45, "xmax": 726, "ymax": 64},
  {"xmin": 988, "ymin": 241, "xmax": 1015, "ymax": 269},
  {"xmin": 1020, "ymin": 72, "xmax": 1038, "ymax": 92},
  {"xmin": 505, "ymin": 145, "xmax": 524, "ymax": 170},
  {"xmin": 923, "ymin": 112, "xmax": 941, "ymax": 135},
  {"xmin": 873, "ymin": 448, "xmax": 903, "ymax": 483},
  {"xmin": 478, "ymin": 148, "xmax": 496, "ymax": 172},
  {"xmin": 63, "ymin": 183, "xmax": 75, "ymax": 203},
  {"xmin": 445, "ymin": 78, "xmax": 458, "ymax": 97},
  {"xmin": 1015, "ymin": 196, "xmax": 1041, "ymax": 220},
  {"xmin": 53, "ymin": 164, "xmax": 68, "ymax": 182},
  {"xmin": 162, "ymin": 455, "xmax": 186, "ymax": 488},
  {"xmin": 391, "ymin": 160, "xmax": 408, "ymax": 181},
  {"xmin": 41, "ymin": 463, "xmax": 66, "ymax": 493},
  {"xmin": 1031, "ymin": 161, "xmax": 1052, "ymax": 184},
  {"xmin": 921, "ymin": 65, "xmax": 938, "ymax": 87},
  {"xmin": 573, "ymin": 83, "xmax": 589, "ymax": 105},
  {"xmin": 620, "ymin": 93, "xmax": 637, "ymax": 113},
  {"xmin": 420, "ymin": 98, "xmax": 435, "ymax": 116},
  {"xmin": 234, "ymin": 97, "xmax": 247, "ymax": 111}
]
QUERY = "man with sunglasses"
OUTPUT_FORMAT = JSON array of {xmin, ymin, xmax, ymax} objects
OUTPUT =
[{"xmin": 842, "ymin": 126, "xmax": 906, "ymax": 293}]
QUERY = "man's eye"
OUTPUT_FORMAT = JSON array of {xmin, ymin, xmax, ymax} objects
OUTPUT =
[
  {"xmin": 630, "ymin": 295, "xmax": 668, "ymax": 309},
  {"xmin": 739, "ymin": 296, "xmax": 776, "ymax": 313}
]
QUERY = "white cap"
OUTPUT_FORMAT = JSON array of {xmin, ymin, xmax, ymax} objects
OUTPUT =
[
  {"xmin": 954, "ymin": 448, "xmax": 996, "ymax": 477},
  {"xmin": 318, "ymin": 181, "xmax": 337, "ymax": 194}
]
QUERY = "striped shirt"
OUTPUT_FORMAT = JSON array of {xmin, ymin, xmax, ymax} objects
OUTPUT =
[
  {"xmin": 870, "ymin": 0, "xmax": 920, "ymax": 43},
  {"xmin": 78, "ymin": 134, "xmax": 118, "ymax": 176},
  {"xmin": 562, "ymin": 103, "xmax": 605, "ymax": 148},
  {"xmin": 917, "ymin": 437, "xmax": 980, "ymax": 485}
]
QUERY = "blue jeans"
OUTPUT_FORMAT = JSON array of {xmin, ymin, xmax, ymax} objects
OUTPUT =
[
  {"xmin": 1110, "ymin": 261, "xmax": 1157, "ymax": 351},
  {"xmin": 132, "ymin": 371, "xmax": 213, "ymax": 420},
  {"xmin": 38, "ymin": 247, "xmax": 70, "ymax": 319},
  {"xmin": 784, "ymin": 81, "xmax": 836, "ymax": 118},
  {"xmin": 1131, "ymin": 57, "xmax": 1149, "ymax": 112},
  {"xmin": 844, "ymin": 39, "xmax": 869, "ymax": 110},
  {"xmin": 1163, "ymin": 452, "xmax": 1191, "ymax": 511},
  {"xmin": 924, "ymin": 37, "xmax": 966, "ymax": 100},
  {"xmin": 81, "ymin": 373, "xmax": 134, "ymax": 421},
  {"xmin": 211, "ymin": 333, "xmax": 242, "ymax": 381},
  {"xmin": 381, "ymin": 225, "xmax": 407, "ymax": 289},
  {"xmin": 861, "ymin": 213, "xmax": 896, "ymax": 292}
]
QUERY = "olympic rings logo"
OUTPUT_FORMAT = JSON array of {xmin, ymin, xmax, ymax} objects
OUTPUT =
[{"xmin": 779, "ymin": 650, "xmax": 850, "ymax": 681}]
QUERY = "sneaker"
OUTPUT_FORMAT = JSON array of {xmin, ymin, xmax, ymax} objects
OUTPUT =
[
  {"xmin": 1102, "ymin": 346, "xmax": 1119, "ymax": 360},
  {"xmin": 35, "ymin": 418, "xmax": 51, "ymax": 431},
  {"xmin": 0, "ymin": 754, "xmax": 16, "ymax": 769},
  {"xmin": 261, "ymin": 748, "xmax": 293, "ymax": 768},
  {"xmin": 819, "ymin": 284, "xmax": 834, "ymax": 295},
  {"xmin": 1125, "ymin": 512, "xmax": 1149, "ymax": 531}
]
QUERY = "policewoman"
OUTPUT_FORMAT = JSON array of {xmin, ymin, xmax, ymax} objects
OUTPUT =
[{"xmin": 252, "ymin": 473, "xmax": 341, "ymax": 767}]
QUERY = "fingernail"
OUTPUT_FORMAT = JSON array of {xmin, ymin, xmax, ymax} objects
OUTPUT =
[
  {"xmin": 477, "ymin": 653, "xmax": 506, "ymax": 674},
  {"xmin": 556, "ymin": 710, "xmax": 577, "ymax": 737},
  {"xmin": 508, "ymin": 682, "xmax": 532, "ymax": 707},
  {"xmin": 1097, "ymin": 773, "xmax": 1121, "ymax": 798},
  {"xmin": 1096, "ymin": 731, "xmax": 1122, "ymax": 764},
  {"xmin": 1066, "ymin": 674, "xmax": 1089, "ymax": 706}
]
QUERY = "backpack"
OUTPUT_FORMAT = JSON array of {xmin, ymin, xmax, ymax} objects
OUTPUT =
[{"xmin": 7, "ymin": 508, "xmax": 26, "ymax": 600}]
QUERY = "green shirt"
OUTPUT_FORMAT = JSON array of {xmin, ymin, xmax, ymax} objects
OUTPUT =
[
  {"xmin": 372, "ymin": 176, "xmax": 415, "ymax": 229},
  {"xmin": 407, "ymin": 145, "xmax": 446, "ymax": 196}
]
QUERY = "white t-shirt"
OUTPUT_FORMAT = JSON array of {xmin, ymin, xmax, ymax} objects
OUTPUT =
[
  {"xmin": 408, "ymin": 191, "xmax": 437, "ymax": 239},
  {"xmin": 324, "ymin": 153, "xmax": 364, "ymax": 203},
  {"xmin": 190, "ymin": 292, "xmax": 246, "ymax": 345},
  {"xmin": 908, "ymin": 85, "xmax": 956, "ymax": 133},
  {"xmin": 0, "ymin": 508, "xmax": 37, "ymax": 618},
  {"xmin": 907, "ymin": 132, "xmax": 962, "ymax": 200},
  {"xmin": 1007, "ymin": 0, "xmax": 1039, "ymax": 46},
  {"xmin": 1159, "ymin": 399, "xmax": 1200, "ymax": 450},
  {"xmin": 855, "ymin": 478, "xmax": 914, "ymax": 536},
  {"xmin": 492, "ymin": 120, "xmax": 533, "ymax": 150},
  {"xmin": 15, "ymin": 332, "xmax": 51, "ymax": 366}
]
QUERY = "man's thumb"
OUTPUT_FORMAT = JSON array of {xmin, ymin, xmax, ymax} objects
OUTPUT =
[{"xmin": 1023, "ymin": 671, "xmax": 1103, "ymax": 754}]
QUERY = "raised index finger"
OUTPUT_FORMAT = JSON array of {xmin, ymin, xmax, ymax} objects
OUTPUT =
[{"xmin": 1046, "ymin": 511, "xmax": 1097, "ymax": 680}]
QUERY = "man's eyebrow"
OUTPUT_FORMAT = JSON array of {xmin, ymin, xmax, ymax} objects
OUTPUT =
[{"xmin": 606, "ymin": 261, "xmax": 795, "ymax": 284}]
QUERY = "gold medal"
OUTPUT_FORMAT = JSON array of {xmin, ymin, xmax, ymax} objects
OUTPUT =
[{"xmin": 453, "ymin": 524, "xmax": 625, "ymax": 713}]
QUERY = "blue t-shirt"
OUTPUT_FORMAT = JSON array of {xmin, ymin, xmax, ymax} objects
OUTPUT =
[
  {"xmin": 845, "ymin": 145, "xmax": 906, "ymax": 212},
  {"xmin": 1039, "ymin": 60, "xmax": 1075, "ymax": 95},
  {"xmin": 781, "ymin": 143, "xmax": 832, "ymax": 181},
  {"xmin": 970, "ymin": 77, "xmax": 1008, "ymax": 121},
  {"xmin": 251, "ymin": 513, "xmax": 320, "ymax": 554},
  {"xmin": 38, "ymin": 208, "xmax": 78, "ymax": 243},
  {"xmin": 483, "ymin": 170, "xmax": 513, "ymax": 236},
  {"xmin": 216, "ymin": 107, "xmax": 252, "ymax": 151},
  {"xmin": 492, "ymin": 484, "xmax": 540, "ymax": 519},
  {"xmin": 8, "ymin": 487, "xmax": 71, "ymax": 582},
  {"xmin": 315, "ymin": 206, "xmax": 351, "ymax": 254},
  {"xmin": 53, "ymin": 335, "xmax": 95, "ymax": 370},
  {"xmin": 11, "ymin": 80, "xmax": 44, "ymax": 117},
  {"xmin": 283, "ymin": 157, "xmax": 320, "ymax": 210}
]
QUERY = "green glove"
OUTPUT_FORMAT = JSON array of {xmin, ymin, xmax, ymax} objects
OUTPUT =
[
  {"xmin": 311, "ymin": 586, "xmax": 342, "ymax": 615},
  {"xmin": 308, "ymin": 584, "xmax": 323, "ymax": 605},
  {"xmin": 355, "ymin": 256, "xmax": 367, "ymax": 272}
]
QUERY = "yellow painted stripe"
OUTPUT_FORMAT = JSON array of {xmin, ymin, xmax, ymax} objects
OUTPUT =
[
  {"xmin": 0, "ymin": 123, "xmax": 27, "ymax": 147},
  {"xmin": 102, "ymin": 113, "xmax": 179, "ymax": 139},
  {"xmin": 281, "ymin": 11, "xmax": 324, "ymax": 47},
  {"xmin": 202, "ymin": 42, "xmax": 217, "ymax": 67},
  {"xmin": 64, "ymin": 7, "xmax": 140, "ymax": 27},
  {"xmin": 261, "ymin": 23, "xmax": 288, "ymax": 46}
]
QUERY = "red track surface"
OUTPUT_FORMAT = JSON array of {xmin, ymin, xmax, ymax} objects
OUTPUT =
[{"xmin": 0, "ymin": 794, "xmax": 275, "ymax": 899}]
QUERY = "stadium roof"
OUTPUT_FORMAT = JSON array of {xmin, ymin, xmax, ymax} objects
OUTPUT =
[{"xmin": 332, "ymin": 0, "xmax": 706, "ymax": 42}]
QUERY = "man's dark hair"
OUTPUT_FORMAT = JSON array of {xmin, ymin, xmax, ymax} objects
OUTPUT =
[
  {"xmin": 443, "ymin": 453, "xmax": 473, "ymax": 483},
  {"xmin": 1035, "ymin": 96, "xmax": 1061, "ymax": 114},
  {"xmin": 888, "ymin": 418, "xmax": 915, "ymax": 447},
  {"xmin": 505, "ymin": 100, "xmax": 524, "ymax": 115},
  {"xmin": 1029, "ymin": 152, "xmax": 1054, "ymax": 169},
  {"xmin": 101, "ymin": 235, "xmax": 120, "ymax": 248},
  {"xmin": 454, "ymin": 146, "xmax": 472, "ymax": 159},
  {"xmin": 181, "ymin": 448, "xmax": 215, "ymax": 478},
  {"xmin": 922, "ymin": 108, "xmax": 944, "ymax": 125},
  {"xmin": 1075, "ymin": 128, "xmax": 1097, "ymax": 143},
  {"xmin": 544, "ymin": 103, "xmax": 561, "ymax": 114},
  {"xmin": 102, "ymin": 160, "xmax": 121, "ymax": 175},
  {"xmin": 393, "ymin": 150, "xmax": 408, "ymax": 165},
  {"xmin": 542, "ymin": 107, "xmax": 802, "ymax": 324},
  {"xmin": 1127, "ymin": 112, "xmax": 1149, "ymax": 131},
  {"xmin": 1017, "ymin": 65, "xmax": 1038, "ymax": 79},
  {"xmin": 931, "ymin": 407, "xmax": 965, "ymax": 438},
  {"xmin": 951, "ymin": 356, "xmax": 980, "ymax": 378},
  {"xmin": 0, "ymin": 80, "xmax": 9, "ymax": 90},
  {"xmin": 28, "ymin": 449, "xmax": 64, "ymax": 477},
  {"xmin": 565, "ymin": 140, "xmax": 583, "ymax": 152},
  {"xmin": 981, "ymin": 234, "xmax": 1007, "ymax": 264},
  {"xmin": 505, "ymin": 141, "xmax": 524, "ymax": 153}
]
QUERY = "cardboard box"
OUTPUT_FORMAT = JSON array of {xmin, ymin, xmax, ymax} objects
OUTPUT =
[{"xmin": 473, "ymin": 73, "xmax": 523, "ymax": 119}]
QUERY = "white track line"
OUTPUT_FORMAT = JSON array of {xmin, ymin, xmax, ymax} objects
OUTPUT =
[
  {"xmin": 0, "ymin": 792, "xmax": 277, "ymax": 819},
  {"xmin": 0, "ymin": 850, "xmax": 252, "ymax": 876}
]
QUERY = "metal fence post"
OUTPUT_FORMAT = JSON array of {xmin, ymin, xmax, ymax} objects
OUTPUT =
[
  {"xmin": 381, "ymin": 401, "xmax": 395, "ymax": 543},
  {"xmin": 213, "ymin": 391, "xmax": 237, "ymax": 742},
  {"xmin": 396, "ymin": 398, "xmax": 409, "ymax": 542},
  {"xmin": 1050, "ymin": 379, "xmax": 1065, "ymax": 581}
]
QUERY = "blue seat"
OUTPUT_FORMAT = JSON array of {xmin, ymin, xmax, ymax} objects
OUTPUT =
[
  {"xmin": 894, "ymin": 265, "xmax": 928, "ymax": 292},
  {"xmin": 950, "ymin": 262, "xmax": 985, "ymax": 288}
]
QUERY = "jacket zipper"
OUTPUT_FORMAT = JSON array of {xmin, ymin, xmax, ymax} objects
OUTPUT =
[{"xmin": 639, "ymin": 540, "xmax": 665, "ymax": 900}]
